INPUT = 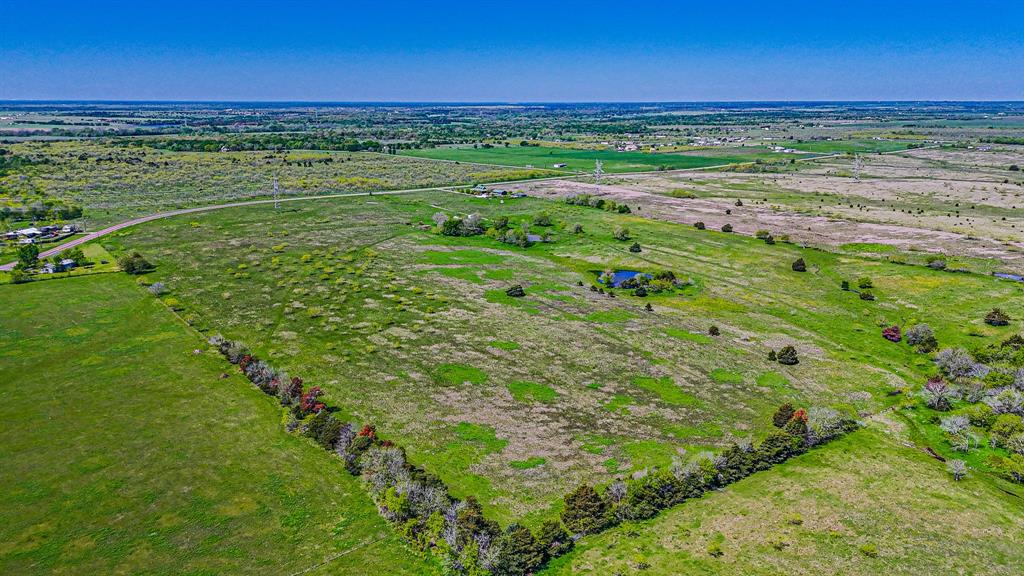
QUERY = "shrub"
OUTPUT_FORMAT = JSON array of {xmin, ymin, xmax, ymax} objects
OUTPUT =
[
  {"xmin": 776, "ymin": 345, "xmax": 799, "ymax": 365},
  {"xmin": 629, "ymin": 242, "xmax": 641, "ymax": 253},
  {"xmin": 859, "ymin": 290, "xmax": 875, "ymax": 301},
  {"xmin": 857, "ymin": 277, "xmax": 873, "ymax": 289},
  {"xmin": 921, "ymin": 377, "xmax": 956, "ymax": 411},
  {"xmin": 118, "ymin": 252, "xmax": 155, "ymax": 274},
  {"xmin": 859, "ymin": 543, "xmax": 879, "ymax": 558},
  {"xmin": 533, "ymin": 212, "xmax": 553, "ymax": 227},
  {"xmin": 612, "ymin": 227, "xmax": 630, "ymax": 241},
  {"xmin": 767, "ymin": 349, "xmax": 777, "ymax": 362},
  {"xmin": 694, "ymin": 221, "xmax": 706, "ymax": 230},
  {"xmin": 147, "ymin": 282, "xmax": 167, "ymax": 296},
  {"xmin": 561, "ymin": 485, "xmax": 609, "ymax": 535},
  {"xmin": 947, "ymin": 459, "xmax": 968, "ymax": 481},
  {"xmin": 772, "ymin": 403, "xmax": 795, "ymax": 428},
  {"xmin": 905, "ymin": 324, "xmax": 937, "ymax": 352},
  {"xmin": 755, "ymin": 229, "xmax": 770, "ymax": 239},
  {"xmin": 721, "ymin": 224, "xmax": 733, "ymax": 233},
  {"xmin": 708, "ymin": 325, "xmax": 720, "ymax": 336},
  {"xmin": 505, "ymin": 284, "xmax": 526, "ymax": 298},
  {"xmin": 985, "ymin": 308, "xmax": 1011, "ymax": 326},
  {"xmin": 882, "ymin": 325, "xmax": 901, "ymax": 343},
  {"xmin": 791, "ymin": 258, "xmax": 806, "ymax": 272},
  {"xmin": 991, "ymin": 414, "xmax": 1024, "ymax": 444},
  {"xmin": 958, "ymin": 403, "xmax": 995, "ymax": 428},
  {"xmin": 840, "ymin": 280, "xmax": 850, "ymax": 291},
  {"xmin": 493, "ymin": 523, "xmax": 544, "ymax": 575},
  {"xmin": 634, "ymin": 286, "xmax": 647, "ymax": 297},
  {"xmin": 572, "ymin": 223, "xmax": 583, "ymax": 234}
]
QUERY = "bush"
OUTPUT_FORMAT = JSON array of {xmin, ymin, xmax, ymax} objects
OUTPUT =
[
  {"xmin": 859, "ymin": 290, "xmax": 875, "ymax": 301},
  {"xmin": 755, "ymin": 229, "xmax": 770, "ymax": 239},
  {"xmin": 772, "ymin": 403, "xmax": 796, "ymax": 428},
  {"xmin": 791, "ymin": 258, "xmax": 806, "ymax": 272},
  {"xmin": 776, "ymin": 345, "xmax": 799, "ymax": 365},
  {"xmin": 859, "ymin": 543, "xmax": 879, "ymax": 558},
  {"xmin": 882, "ymin": 325, "xmax": 901, "ymax": 343},
  {"xmin": 905, "ymin": 324, "xmax": 937, "ymax": 352},
  {"xmin": 857, "ymin": 277, "xmax": 873, "ymax": 289},
  {"xmin": 991, "ymin": 414, "xmax": 1024, "ymax": 445},
  {"xmin": 958, "ymin": 403, "xmax": 996, "ymax": 428},
  {"xmin": 505, "ymin": 284, "xmax": 526, "ymax": 298},
  {"xmin": 721, "ymin": 224, "xmax": 733, "ymax": 233},
  {"xmin": 840, "ymin": 280, "xmax": 850, "ymax": 291},
  {"xmin": 536, "ymin": 519, "xmax": 573, "ymax": 558},
  {"xmin": 533, "ymin": 213, "xmax": 553, "ymax": 227},
  {"xmin": 921, "ymin": 377, "xmax": 956, "ymax": 411},
  {"xmin": 767, "ymin": 349, "xmax": 777, "ymax": 361},
  {"xmin": 708, "ymin": 325, "xmax": 720, "ymax": 336},
  {"xmin": 986, "ymin": 308, "xmax": 1011, "ymax": 326},
  {"xmin": 612, "ymin": 227, "xmax": 630, "ymax": 241},
  {"xmin": 694, "ymin": 221, "xmax": 706, "ymax": 230},
  {"xmin": 947, "ymin": 459, "xmax": 968, "ymax": 481},
  {"xmin": 629, "ymin": 242, "xmax": 641, "ymax": 253},
  {"xmin": 561, "ymin": 485, "xmax": 609, "ymax": 535},
  {"xmin": 118, "ymin": 252, "xmax": 155, "ymax": 275}
]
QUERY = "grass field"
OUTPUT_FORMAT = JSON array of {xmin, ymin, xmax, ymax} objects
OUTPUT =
[
  {"xmin": 93, "ymin": 189, "xmax": 1023, "ymax": 526},
  {"xmin": 0, "ymin": 274, "xmax": 431, "ymax": 575},
  {"xmin": 1, "ymin": 140, "xmax": 557, "ymax": 226},
  {"xmin": 777, "ymin": 139, "xmax": 918, "ymax": 154},
  {"xmin": 400, "ymin": 145, "xmax": 804, "ymax": 173},
  {"xmin": 540, "ymin": 425, "xmax": 1024, "ymax": 575}
]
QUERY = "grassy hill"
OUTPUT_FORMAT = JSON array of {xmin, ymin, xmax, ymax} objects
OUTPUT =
[{"xmin": 0, "ymin": 274, "xmax": 431, "ymax": 575}]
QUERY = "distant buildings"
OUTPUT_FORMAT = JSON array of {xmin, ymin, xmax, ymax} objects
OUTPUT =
[{"xmin": 3, "ymin": 224, "xmax": 79, "ymax": 243}]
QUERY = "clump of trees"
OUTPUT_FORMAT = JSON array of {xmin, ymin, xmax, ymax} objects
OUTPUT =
[
  {"xmin": 117, "ymin": 252, "xmax": 154, "ymax": 274},
  {"xmin": 565, "ymin": 194, "xmax": 631, "ymax": 214}
]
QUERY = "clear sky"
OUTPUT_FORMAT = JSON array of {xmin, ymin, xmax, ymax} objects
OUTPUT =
[{"xmin": 2, "ymin": 0, "xmax": 1022, "ymax": 102}]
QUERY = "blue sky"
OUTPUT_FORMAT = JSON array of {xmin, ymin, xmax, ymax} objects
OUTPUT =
[{"xmin": 2, "ymin": 0, "xmax": 1022, "ymax": 101}]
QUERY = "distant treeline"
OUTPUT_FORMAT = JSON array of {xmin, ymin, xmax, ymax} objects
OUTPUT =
[
  {"xmin": 980, "ymin": 136, "xmax": 1024, "ymax": 146},
  {"xmin": 119, "ymin": 133, "xmax": 384, "ymax": 153}
]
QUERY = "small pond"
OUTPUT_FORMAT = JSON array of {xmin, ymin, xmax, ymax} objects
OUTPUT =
[
  {"xmin": 994, "ymin": 272, "xmax": 1024, "ymax": 282},
  {"xmin": 598, "ymin": 270, "xmax": 653, "ymax": 288}
]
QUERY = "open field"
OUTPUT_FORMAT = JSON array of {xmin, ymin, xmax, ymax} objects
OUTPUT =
[
  {"xmin": 541, "ymin": 425, "xmax": 1024, "ymax": 575},
  {"xmin": 504, "ymin": 145, "xmax": 1024, "ymax": 271},
  {"xmin": 400, "ymin": 145, "xmax": 813, "ymax": 173},
  {"xmin": 0, "ymin": 140, "xmax": 557, "ymax": 227},
  {"xmin": 0, "ymin": 274, "xmax": 431, "ymax": 575},
  {"xmin": 92, "ymin": 189, "xmax": 1023, "ymax": 526}
]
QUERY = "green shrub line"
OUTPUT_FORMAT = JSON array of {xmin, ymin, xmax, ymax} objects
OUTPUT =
[{"xmin": 209, "ymin": 333, "xmax": 860, "ymax": 576}]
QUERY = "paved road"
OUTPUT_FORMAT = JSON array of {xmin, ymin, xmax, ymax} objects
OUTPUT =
[
  {"xmin": 0, "ymin": 187, "xmax": 440, "ymax": 271},
  {"xmin": 2, "ymin": 144, "xmax": 940, "ymax": 272}
]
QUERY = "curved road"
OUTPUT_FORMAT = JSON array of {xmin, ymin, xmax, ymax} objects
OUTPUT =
[
  {"xmin": 0, "ymin": 186, "xmax": 440, "ymax": 271},
  {"xmin": 2, "ymin": 144, "xmax": 938, "ymax": 272}
]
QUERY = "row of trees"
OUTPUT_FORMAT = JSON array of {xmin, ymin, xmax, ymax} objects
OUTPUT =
[
  {"xmin": 564, "ymin": 194, "xmax": 632, "ymax": 214},
  {"xmin": 120, "ymin": 133, "xmax": 384, "ymax": 153},
  {"xmin": 208, "ymin": 333, "xmax": 858, "ymax": 575},
  {"xmin": 559, "ymin": 404, "xmax": 856, "ymax": 537}
]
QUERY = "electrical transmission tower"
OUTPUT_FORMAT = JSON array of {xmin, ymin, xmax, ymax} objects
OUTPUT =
[
  {"xmin": 273, "ymin": 177, "xmax": 280, "ymax": 209},
  {"xmin": 594, "ymin": 160, "xmax": 604, "ymax": 190},
  {"xmin": 853, "ymin": 154, "xmax": 864, "ymax": 181}
]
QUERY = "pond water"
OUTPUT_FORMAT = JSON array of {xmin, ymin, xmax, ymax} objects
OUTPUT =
[
  {"xmin": 599, "ymin": 270, "xmax": 653, "ymax": 288},
  {"xmin": 994, "ymin": 272, "xmax": 1024, "ymax": 282}
]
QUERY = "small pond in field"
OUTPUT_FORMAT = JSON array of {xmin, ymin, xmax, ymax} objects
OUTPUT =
[
  {"xmin": 598, "ymin": 270, "xmax": 653, "ymax": 288},
  {"xmin": 994, "ymin": 272, "xmax": 1024, "ymax": 282}
]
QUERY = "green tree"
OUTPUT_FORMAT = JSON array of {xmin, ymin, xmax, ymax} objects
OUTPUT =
[
  {"xmin": 772, "ymin": 403, "xmax": 796, "ymax": 428},
  {"xmin": 561, "ymin": 484, "xmax": 608, "ymax": 535},
  {"xmin": 16, "ymin": 243, "xmax": 39, "ymax": 269}
]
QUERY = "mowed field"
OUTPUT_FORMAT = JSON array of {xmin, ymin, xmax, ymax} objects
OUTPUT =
[
  {"xmin": 0, "ymin": 275, "xmax": 431, "ymax": 575},
  {"xmin": 541, "ymin": 426, "xmax": 1024, "ymax": 575},
  {"xmin": 400, "ymin": 145, "xmax": 809, "ymax": 173},
  {"xmin": 95, "ymin": 190, "xmax": 1024, "ymax": 526}
]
